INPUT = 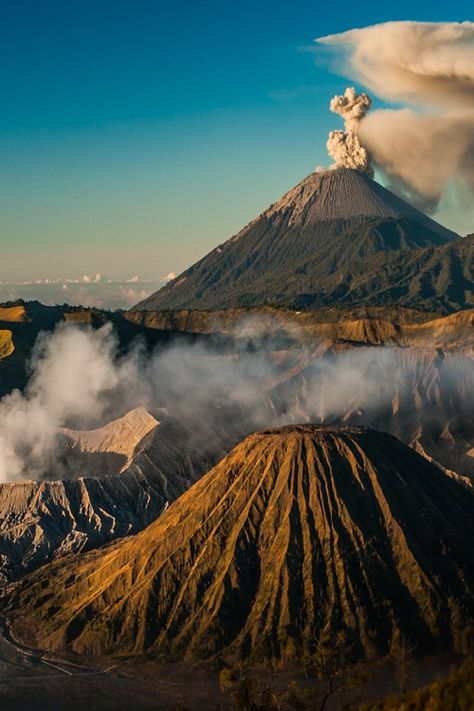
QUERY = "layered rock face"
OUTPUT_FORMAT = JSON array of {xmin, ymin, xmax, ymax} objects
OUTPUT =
[
  {"xmin": 5, "ymin": 426, "xmax": 473, "ymax": 662},
  {"xmin": 59, "ymin": 407, "xmax": 160, "ymax": 478},
  {"xmin": 0, "ymin": 471, "xmax": 168, "ymax": 584},
  {"xmin": 0, "ymin": 409, "xmax": 244, "ymax": 583},
  {"xmin": 267, "ymin": 347, "xmax": 474, "ymax": 480}
]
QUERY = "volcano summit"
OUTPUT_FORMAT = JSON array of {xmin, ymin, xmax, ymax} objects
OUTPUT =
[{"xmin": 136, "ymin": 168, "xmax": 465, "ymax": 312}]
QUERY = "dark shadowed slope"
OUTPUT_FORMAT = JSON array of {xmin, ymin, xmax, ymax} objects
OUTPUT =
[
  {"xmin": 5, "ymin": 426, "xmax": 473, "ymax": 663},
  {"xmin": 136, "ymin": 168, "xmax": 460, "ymax": 311},
  {"xmin": 313, "ymin": 232, "xmax": 474, "ymax": 314},
  {"xmin": 362, "ymin": 658, "xmax": 474, "ymax": 711}
]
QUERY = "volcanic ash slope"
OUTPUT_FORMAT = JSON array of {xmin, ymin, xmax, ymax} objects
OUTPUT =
[
  {"xmin": 5, "ymin": 426, "xmax": 474, "ymax": 663},
  {"xmin": 136, "ymin": 168, "xmax": 461, "ymax": 311}
]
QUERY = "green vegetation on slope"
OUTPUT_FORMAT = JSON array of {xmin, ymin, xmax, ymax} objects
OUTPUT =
[
  {"xmin": 136, "ymin": 223, "xmax": 472, "ymax": 313},
  {"xmin": 135, "ymin": 168, "xmax": 469, "ymax": 313},
  {"xmin": 362, "ymin": 658, "xmax": 474, "ymax": 711}
]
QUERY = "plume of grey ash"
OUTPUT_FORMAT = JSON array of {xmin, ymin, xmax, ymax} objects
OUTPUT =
[
  {"xmin": 317, "ymin": 21, "xmax": 474, "ymax": 213},
  {"xmin": 327, "ymin": 87, "xmax": 373, "ymax": 175}
]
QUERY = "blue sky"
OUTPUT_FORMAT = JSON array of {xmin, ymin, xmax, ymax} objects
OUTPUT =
[{"xmin": 1, "ymin": 0, "xmax": 472, "ymax": 288}]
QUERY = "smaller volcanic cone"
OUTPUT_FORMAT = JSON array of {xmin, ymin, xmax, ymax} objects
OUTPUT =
[{"xmin": 4, "ymin": 425, "xmax": 474, "ymax": 663}]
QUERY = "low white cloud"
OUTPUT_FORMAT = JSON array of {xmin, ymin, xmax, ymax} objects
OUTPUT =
[
  {"xmin": 0, "ymin": 276, "xmax": 162, "ymax": 310},
  {"xmin": 0, "ymin": 317, "xmax": 472, "ymax": 483},
  {"xmin": 0, "ymin": 323, "xmax": 146, "ymax": 481},
  {"xmin": 81, "ymin": 273, "xmax": 107, "ymax": 284}
]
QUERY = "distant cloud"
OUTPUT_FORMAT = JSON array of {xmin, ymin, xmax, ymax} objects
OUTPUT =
[
  {"xmin": 0, "ymin": 276, "xmax": 164, "ymax": 310},
  {"xmin": 161, "ymin": 272, "xmax": 176, "ymax": 281},
  {"xmin": 75, "ymin": 273, "xmax": 107, "ymax": 284}
]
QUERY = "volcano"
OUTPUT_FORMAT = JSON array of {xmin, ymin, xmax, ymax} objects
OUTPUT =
[
  {"xmin": 6, "ymin": 425, "xmax": 473, "ymax": 662},
  {"xmin": 135, "ymin": 168, "xmax": 460, "ymax": 311}
]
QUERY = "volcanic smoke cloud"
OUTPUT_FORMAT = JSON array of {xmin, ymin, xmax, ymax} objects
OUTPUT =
[
  {"xmin": 0, "ymin": 318, "xmax": 473, "ymax": 482},
  {"xmin": 327, "ymin": 87, "xmax": 373, "ymax": 174},
  {"xmin": 318, "ymin": 21, "xmax": 474, "ymax": 212}
]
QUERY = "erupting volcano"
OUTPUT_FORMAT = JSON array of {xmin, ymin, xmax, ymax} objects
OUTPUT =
[{"xmin": 136, "ymin": 167, "xmax": 460, "ymax": 311}]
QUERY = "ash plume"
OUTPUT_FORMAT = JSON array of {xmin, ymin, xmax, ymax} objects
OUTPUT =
[
  {"xmin": 330, "ymin": 87, "xmax": 371, "ymax": 130},
  {"xmin": 317, "ymin": 21, "xmax": 474, "ymax": 212},
  {"xmin": 327, "ymin": 87, "xmax": 373, "ymax": 174}
]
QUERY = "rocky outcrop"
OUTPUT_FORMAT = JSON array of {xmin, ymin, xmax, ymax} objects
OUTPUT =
[
  {"xmin": 0, "ymin": 410, "xmax": 243, "ymax": 583},
  {"xmin": 267, "ymin": 347, "xmax": 474, "ymax": 480},
  {"xmin": 0, "ymin": 331, "xmax": 14, "ymax": 360},
  {"xmin": 125, "ymin": 307, "xmax": 474, "ymax": 349},
  {"xmin": 0, "ymin": 471, "xmax": 168, "ymax": 584},
  {"xmin": 59, "ymin": 407, "xmax": 160, "ymax": 477}
]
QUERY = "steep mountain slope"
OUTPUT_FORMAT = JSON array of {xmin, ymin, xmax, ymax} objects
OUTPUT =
[
  {"xmin": 5, "ymin": 426, "xmax": 473, "ymax": 662},
  {"xmin": 0, "ymin": 408, "xmax": 247, "ymax": 583},
  {"xmin": 303, "ymin": 232, "xmax": 474, "ymax": 313},
  {"xmin": 267, "ymin": 347, "xmax": 474, "ymax": 480},
  {"xmin": 0, "ymin": 470, "xmax": 169, "ymax": 584},
  {"xmin": 1, "ymin": 304, "xmax": 473, "ymax": 587},
  {"xmin": 59, "ymin": 407, "xmax": 159, "ymax": 478},
  {"xmin": 248, "ymin": 168, "xmax": 456, "ymax": 229},
  {"xmin": 135, "ymin": 168, "xmax": 459, "ymax": 311}
]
